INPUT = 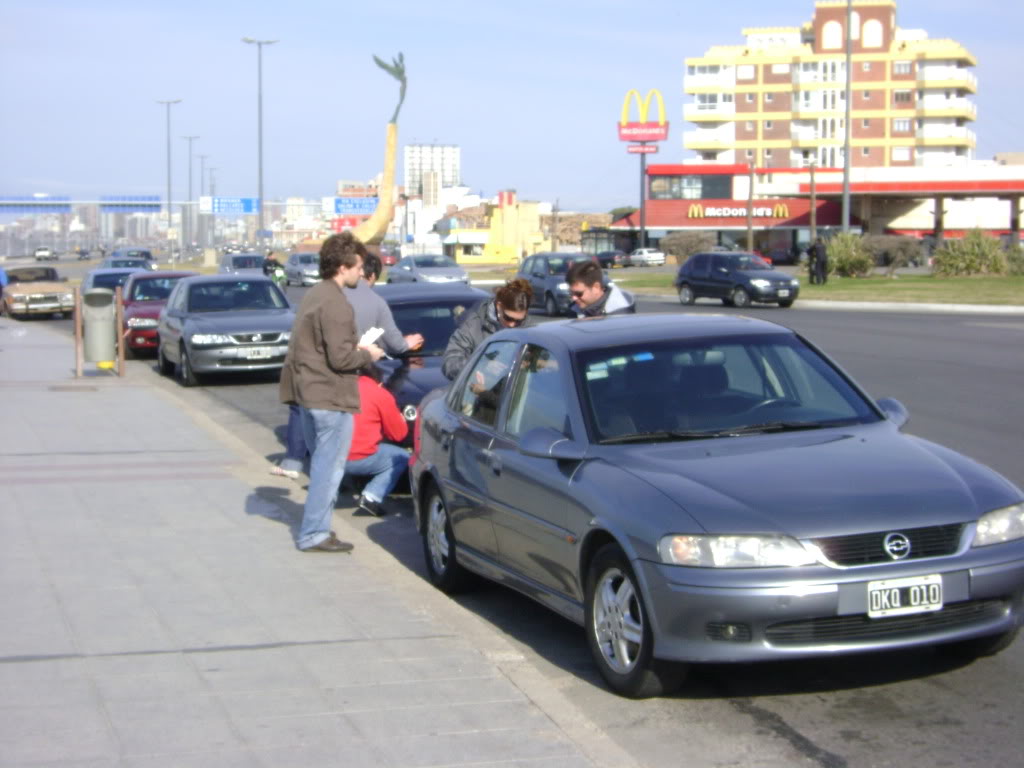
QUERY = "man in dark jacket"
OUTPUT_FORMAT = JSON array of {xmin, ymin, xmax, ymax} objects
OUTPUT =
[
  {"xmin": 566, "ymin": 260, "xmax": 636, "ymax": 317},
  {"xmin": 279, "ymin": 233, "xmax": 384, "ymax": 552},
  {"xmin": 811, "ymin": 237, "xmax": 828, "ymax": 285},
  {"xmin": 441, "ymin": 278, "xmax": 532, "ymax": 380}
]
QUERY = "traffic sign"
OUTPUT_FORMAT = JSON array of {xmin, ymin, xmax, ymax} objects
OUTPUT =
[
  {"xmin": 199, "ymin": 196, "xmax": 260, "ymax": 215},
  {"xmin": 322, "ymin": 196, "xmax": 378, "ymax": 216},
  {"xmin": 0, "ymin": 195, "xmax": 72, "ymax": 213}
]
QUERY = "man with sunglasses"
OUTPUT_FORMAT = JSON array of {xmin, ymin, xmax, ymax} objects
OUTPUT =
[
  {"xmin": 441, "ymin": 278, "xmax": 533, "ymax": 380},
  {"xmin": 565, "ymin": 260, "xmax": 636, "ymax": 318}
]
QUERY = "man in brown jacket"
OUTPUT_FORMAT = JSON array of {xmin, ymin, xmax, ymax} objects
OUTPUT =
[{"xmin": 280, "ymin": 233, "xmax": 384, "ymax": 552}]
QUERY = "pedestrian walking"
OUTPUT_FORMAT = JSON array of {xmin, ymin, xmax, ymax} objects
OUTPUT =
[
  {"xmin": 813, "ymin": 237, "xmax": 829, "ymax": 285},
  {"xmin": 279, "ymin": 232, "xmax": 384, "ymax": 553}
]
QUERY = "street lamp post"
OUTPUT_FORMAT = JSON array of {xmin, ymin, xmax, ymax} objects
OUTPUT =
[
  {"xmin": 182, "ymin": 135, "xmax": 199, "ymax": 254},
  {"xmin": 156, "ymin": 99, "xmax": 182, "ymax": 258},
  {"xmin": 242, "ymin": 37, "xmax": 278, "ymax": 248}
]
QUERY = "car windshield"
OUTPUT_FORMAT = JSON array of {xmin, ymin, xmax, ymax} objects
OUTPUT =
[
  {"xmin": 129, "ymin": 277, "xmax": 183, "ymax": 302},
  {"xmin": 110, "ymin": 259, "xmax": 146, "ymax": 268},
  {"xmin": 733, "ymin": 255, "xmax": 772, "ymax": 270},
  {"xmin": 576, "ymin": 334, "xmax": 880, "ymax": 443},
  {"xmin": 125, "ymin": 250, "xmax": 151, "ymax": 258},
  {"xmin": 7, "ymin": 268, "xmax": 57, "ymax": 283},
  {"xmin": 412, "ymin": 255, "xmax": 457, "ymax": 269},
  {"xmin": 390, "ymin": 300, "xmax": 482, "ymax": 355},
  {"xmin": 546, "ymin": 255, "xmax": 589, "ymax": 275},
  {"xmin": 231, "ymin": 255, "xmax": 264, "ymax": 270},
  {"xmin": 187, "ymin": 281, "xmax": 288, "ymax": 312},
  {"xmin": 91, "ymin": 272, "xmax": 135, "ymax": 290}
]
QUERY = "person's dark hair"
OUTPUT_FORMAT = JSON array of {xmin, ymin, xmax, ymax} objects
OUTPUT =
[
  {"xmin": 494, "ymin": 277, "xmax": 532, "ymax": 312},
  {"xmin": 361, "ymin": 252, "xmax": 382, "ymax": 281},
  {"xmin": 358, "ymin": 363, "xmax": 383, "ymax": 383},
  {"xmin": 566, "ymin": 260, "xmax": 603, "ymax": 288},
  {"xmin": 319, "ymin": 232, "xmax": 367, "ymax": 280}
]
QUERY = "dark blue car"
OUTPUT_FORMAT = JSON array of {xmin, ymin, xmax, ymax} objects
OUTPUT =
[
  {"xmin": 410, "ymin": 313, "xmax": 1024, "ymax": 697},
  {"xmin": 675, "ymin": 251, "xmax": 800, "ymax": 308}
]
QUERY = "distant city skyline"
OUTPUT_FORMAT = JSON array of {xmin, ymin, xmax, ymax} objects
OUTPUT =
[{"xmin": 2, "ymin": 0, "xmax": 1021, "ymax": 212}]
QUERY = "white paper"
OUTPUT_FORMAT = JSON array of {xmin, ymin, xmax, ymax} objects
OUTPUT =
[{"xmin": 359, "ymin": 327, "xmax": 385, "ymax": 347}]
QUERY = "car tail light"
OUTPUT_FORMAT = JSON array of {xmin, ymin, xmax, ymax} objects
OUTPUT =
[{"xmin": 410, "ymin": 409, "xmax": 422, "ymax": 467}]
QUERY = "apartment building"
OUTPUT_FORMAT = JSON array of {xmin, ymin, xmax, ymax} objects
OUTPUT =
[
  {"xmin": 683, "ymin": 0, "xmax": 977, "ymax": 169},
  {"xmin": 403, "ymin": 144, "xmax": 462, "ymax": 196}
]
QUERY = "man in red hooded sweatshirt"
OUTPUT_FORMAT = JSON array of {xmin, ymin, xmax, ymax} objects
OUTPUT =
[{"xmin": 345, "ymin": 367, "xmax": 409, "ymax": 516}]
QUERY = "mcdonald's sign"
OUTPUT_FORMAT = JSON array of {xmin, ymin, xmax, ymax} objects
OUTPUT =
[
  {"xmin": 688, "ymin": 203, "xmax": 704, "ymax": 218},
  {"xmin": 618, "ymin": 89, "xmax": 669, "ymax": 142},
  {"xmin": 773, "ymin": 203, "xmax": 790, "ymax": 218},
  {"xmin": 686, "ymin": 201, "xmax": 795, "ymax": 219}
]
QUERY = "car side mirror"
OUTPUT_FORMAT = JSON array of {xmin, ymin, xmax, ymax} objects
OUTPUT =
[
  {"xmin": 518, "ymin": 427, "xmax": 586, "ymax": 461},
  {"xmin": 876, "ymin": 397, "xmax": 909, "ymax": 428}
]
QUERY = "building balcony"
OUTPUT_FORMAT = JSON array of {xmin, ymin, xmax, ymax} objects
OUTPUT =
[
  {"xmin": 684, "ymin": 72, "xmax": 737, "ymax": 90},
  {"xmin": 915, "ymin": 98, "xmax": 977, "ymax": 118},
  {"xmin": 683, "ymin": 103, "xmax": 736, "ymax": 121},
  {"xmin": 915, "ymin": 126, "xmax": 976, "ymax": 142},
  {"xmin": 917, "ymin": 68, "xmax": 977, "ymax": 92},
  {"xmin": 683, "ymin": 131, "xmax": 733, "ymax": 150}
]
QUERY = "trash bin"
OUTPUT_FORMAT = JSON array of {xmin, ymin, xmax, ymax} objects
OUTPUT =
[{"xmin": 83, "ymin": 288, "xmax": 116, "ymax": 363}]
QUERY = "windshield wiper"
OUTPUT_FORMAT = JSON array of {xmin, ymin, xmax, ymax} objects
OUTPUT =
[
  {"xmin": 706, "ymin": 420, "xmax": 856, "ymax": 436},
  {"xmin": 599, "ymin": 430, "xmax": 725, "ymax": 445}
]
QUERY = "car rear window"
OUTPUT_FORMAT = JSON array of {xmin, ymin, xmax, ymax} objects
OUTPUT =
[
  {"xmin": 231, "ymin": 255, "xmax": 264, "ymax": 269},
  {"xmin": 129, "ymin": 277, "xmax": 183, "ymax": 301},
  {"xmin": 390, "ymin": 300, "xmax": 481, "ymax": 355}
]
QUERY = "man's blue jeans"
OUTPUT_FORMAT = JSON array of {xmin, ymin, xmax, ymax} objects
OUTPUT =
[
  {"xmin": 297, "ymin": 407, "xmax": 354, "ymax": 550},
  {"xmin": 346, "ymin": 444, "xmax": 409, "ymax": 503},
  {"xmin": 281, "ymin": 404, "xmax": 307, "ymax": 474}
]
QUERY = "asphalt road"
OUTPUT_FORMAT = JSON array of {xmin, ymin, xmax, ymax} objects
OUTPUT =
[{"xmin": 28, "ymin": 281, "xmax": 1024, "ymax": 768}]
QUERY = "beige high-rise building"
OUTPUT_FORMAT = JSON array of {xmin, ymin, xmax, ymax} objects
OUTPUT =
[{"xmin": 683, "ymin": 0, "xmax": 977, "ymax": 169}]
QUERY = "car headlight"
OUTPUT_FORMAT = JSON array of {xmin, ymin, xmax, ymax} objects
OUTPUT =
[
  {"xmin": 279, "ymin": 331, "xmax": 291, "ymax": 341},
  {"xmin": 557, "ymin": 282, "xmax": 569, "ymax": 291},
  {"xmin": 658, "ymin": 534, "xmax": 816, "ymax": 568},
  {"xmin": 973, "ymin": 503, "xmax": 1024, "ymax": 547},
  {"xmin": 790, "ymin": 278, "xmax": 800, "ymax": 286},
  {"xmin": 189, "ymin": 333, "xmax": 233, "ymax": 345},
  {"xmin": 127, "ymin": 317, "xmax": 158, "ymax": 328},
  {"xmin": 61, "ymin": 292, "xmax": 74, "ymax": 302},
  {"xmin": 750, "ymin": 279, "xmax": 772, "ymax": 289}
]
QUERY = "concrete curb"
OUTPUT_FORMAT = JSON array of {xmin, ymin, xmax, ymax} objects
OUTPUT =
[{"xmin": 635, "ymin": 292, "xmax": 1024, "ymax": 315}]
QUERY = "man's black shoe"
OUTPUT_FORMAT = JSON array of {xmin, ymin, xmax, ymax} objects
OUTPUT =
[
  {"xmin": 359, "ymin": 496, "xmax": 386, "ymax": 517},
  {"xmin": 303, "ymin": 535, "xmax": 354, "ymax": 553}
]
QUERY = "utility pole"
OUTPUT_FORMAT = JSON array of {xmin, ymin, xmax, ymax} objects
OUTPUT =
[
  {"xmin": 841, "ymin": 0, "xmax": 852, "ymax": 233},
  {"xmin": 182, "ymin": 135, "xmax": 199, "ymax": 252},
  {"xmin": 809, "ymin": 162, "xmax": 818, "ymax": 242},
  {"xmin": 242, "ymin": 37, "xmax": 279, "ymax": 247},
  {"xmin": 746, "ymin": 165, "xmax": 755, "ymax": 252},
  {"xmin": 156, "ymin": 99, "xmax": 182, "ymax": 257},
  {"xmin": 638, "ymin": 147, "xmax": 648, "ymax": 249}
]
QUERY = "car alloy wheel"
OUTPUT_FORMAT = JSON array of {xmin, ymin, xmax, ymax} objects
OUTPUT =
[
  {"xmin": 178, "ymin": 344, "xmax": 201, "ymax": 387},
  {"xmin": 678, "ymin": 284, "xmax": 695, "ymax": 305},
  {"xmin": 422, "ymin": 490, "xmax": 472, "ymax": 593},
  {"xmin": 731, "ymin": 287, "xmax": 751, "ymax": 308},
  {"xmin": 585, "ymin": 543, "xmax": 684, "ymax": 698},
  {"xmin": 545, "ymin": 293, "xmax": 559, "ymax": 317}
]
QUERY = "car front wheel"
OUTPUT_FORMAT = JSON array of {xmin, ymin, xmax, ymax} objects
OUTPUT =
[
  {"xmin": 585, "ymin": 543, "xmax": 685, "ymax": 698},
  {"xmin": 423, "ymin": 489, "xmax": 473, "ymax": 593},
  {"xmin": 731, "ymin": 287, "xmax": 751, "ymax": 308},
  {"xmin": 178, "ymin": 344, "xmax": 201, "ymax": 387},
  {"xmin": 545, "ymin": 293, "xmax": 559, "ymax": 317},
  {"xmin": 677, "ymin": 284, "xmax": 695, "ymax": 305}
]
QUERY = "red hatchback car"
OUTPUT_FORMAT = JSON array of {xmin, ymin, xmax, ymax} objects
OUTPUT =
[{"xmin": 121, "ymin": 271, "xmax": 198, "ymax": 355}]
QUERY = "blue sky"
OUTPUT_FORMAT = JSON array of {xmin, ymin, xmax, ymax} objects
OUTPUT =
[{"xmin": 1, "ymin": 0, "xmax": 1020, "ymax": 212}]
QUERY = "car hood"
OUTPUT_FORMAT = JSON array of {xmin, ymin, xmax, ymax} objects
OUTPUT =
[
  {"xmin": 741, "ymin": 268, "xmax": 790, "ymax": 282},
  {"xmin": 379, "ymin": 356, "xmax": 448, "ymax": 406},
  {"xmin": 124, "ymin": 300, "xmax": 166, "ymax": 319},
  {"xmin": 603, "ymin": 422, "xmax": 1021, "ymax": 538},
  {"xmin": 3, "ymin": 281, "xmax": 68, "ymax": 295},
  {"xmin": 182, "ymin": 309, "xmax": 295, "ymax": 333}
]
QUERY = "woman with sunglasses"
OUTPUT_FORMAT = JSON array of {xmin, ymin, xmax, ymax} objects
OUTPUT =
[{"xmin": 441, "ymin": 278, "xmax": 533, "ymax": 380}]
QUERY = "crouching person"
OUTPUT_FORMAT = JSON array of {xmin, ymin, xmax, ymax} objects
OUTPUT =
[{"xmin": 346, "ymin": 366, "xmax": 409, "ymax": 517}]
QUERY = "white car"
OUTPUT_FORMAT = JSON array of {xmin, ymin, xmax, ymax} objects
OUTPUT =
[
  {"xmin": 33, "ymin": 247, "xmax": 57, "ymax": 262},
  {"xmin": 628, "ymin": 247, "xmax": 666, "ymax": 267}
]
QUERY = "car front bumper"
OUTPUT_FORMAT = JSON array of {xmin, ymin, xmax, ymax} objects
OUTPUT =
[
  {"xmin": 188, "ymin": 343, "xmax": 289, "ymax": 373},
  {"xmin": 7, "ymin": 298, "xmax": 74, "ymax": 315},
  {"xmin": 126, "ymin": 328, "xmax": 159, "ymax": 350},
  {"xmin": 636, "ymin": 547, "xmax": 1024, "ymax": 663},
  {"xmin": 750, "ymin": 284, "xmax": 800, "ymax": 303}
]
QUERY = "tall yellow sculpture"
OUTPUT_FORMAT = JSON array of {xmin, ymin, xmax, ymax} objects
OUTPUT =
[{"xmin": 352, "ymin": 53, "xmax": 406, "ymax": 245}]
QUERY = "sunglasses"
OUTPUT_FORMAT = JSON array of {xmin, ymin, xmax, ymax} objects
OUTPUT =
[
  {"xmin": 570, "ymin": 290, "xmax": 586, "ymax": 298},
  {"xmin": 499, "ymin": 308, "xmax": 526, "ymax": 327}
]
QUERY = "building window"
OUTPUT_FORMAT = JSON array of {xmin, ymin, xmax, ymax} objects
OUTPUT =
[
  {"xmin": 737, "ymin": 64, "xmax": 755, "ymax": 80},
  {"xmin": 765, "ymin": 149, "xmax": 773, "ymax": 158},
  {"xmin": 765, "ymin": 120, "xmax": 773, "ymax": 129},
  {"xmin": 894, "ymin": 90, "xmax": 912, "ymax": 103},
  {"xmin": 917, "ymin": 118, "xmax": 924, "ymax": 129},
  {"xmin": 771, "ymin": 63, "xmax": 791, "ymax": 74},
  {"xmin": 862, "ymin": 62, "xmax": 871, "ymax": 72},
  {"xmin": 861, "ymin": 147, "xmax": 870, "ymax": 156},
  {"xmin": 892, "ymin": 147, "xmax": 911, "ymax": 162},
  {"xmin": 746, "ymin": 149, "xmax": 754, "ymax": 159},
  {"xmin": 722, "ymin": 93, "xmax": 734, "ymax": 103},
  {"xmin": 822, "ymin": 20, "xmax": 843, "ymax": 50},
  {"xmin": 893, "ymin": 60, "xmax": 912, "ymax": 75},
  {"xmin": 765, "ymin": 93, "xmax": 774, "ymax": 102},
  {"xmin": 744, "ymin": 121, "xmax": 754, "ymax": 130},
  {"xmin": 893, "ymin": 118, "xmax": 911, "ymax": 132},
  {"xmin": 862, "ymin": 119, "xmax": 870, "ymax": 128},
  {"xmin": 863, "ymin": 90, "xmax": 870, "ymax": 99},
  {"xmin": 746, "ymin": 93, "xmax": 754, "ymax": 103},
  {"xmin": 863, "ymin": 19, "xmax": 883, "ymax": 48}
]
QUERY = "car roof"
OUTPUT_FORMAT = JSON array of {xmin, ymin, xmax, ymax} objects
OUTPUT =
[
  {"xmin": 373, "ymin": 283, "xmax": 489, "ymax": 303},
  {"xmin": 87, "ymin": 268, "xmax": 147, "ymax": 276},
  {"xmin": 178, "ymin": 274, "xmax": 274, "ymax": 285},
  {"xmin": 125, "ymin": 271, "xmax": 197, "ymax": 282},
  {"xmin": 495, "ymin": 313, "xmax": 793, "ymax": 353}
]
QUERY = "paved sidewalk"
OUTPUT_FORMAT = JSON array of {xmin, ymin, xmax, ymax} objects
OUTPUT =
[{"xmin": 0, "ymin": 318, "xmax": 634, "ymax": 768}]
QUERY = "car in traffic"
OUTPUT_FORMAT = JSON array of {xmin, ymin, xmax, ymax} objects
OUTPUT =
[
  {"xmin": 409, "ymin": 313, "xmax": 1024, "ymax": 697},
  {"xmin": 0, "ymin": 266, "xmax": 74, "ymax": 319},
  {"xmin": 156, "ymin": 275, "xmax": 294, "ymax": 386},
  {"xmin": 627, "ymin": 247, "xmax": 666, "ymax": 267},
  {"xmin": 675, "ymin": 251, "xmax": 800, "ymax": 308},
  {"xmin": 596, "ymin": 250, "xmax": 627, "ymax": 269},
  {"xmin": 378, "ymin": 246, "xmax": 400, "ymax": 267},
  {"xmin": 99, "ymin": 256, "xmax": 157, "ymax": 271},
  {"xmin": 516, "ymin": 252, "xmax": 601, "ymax": 316},
  {"xmin": 120, "ymin": 271, "xmax": 199, "ymax": 356},
  {"xmin": 386, "ymin": 254, "xmax": 469, "ymax": 285},
  {"xmin": 33, "ymin": 247, "xmax": 57, "ymax": 262},
  {"xmin": 110, "ymin": 248, "xmax": 155, "ymax": 262},
  {"xmin": 373, "ymin": 282, "xmax": 490, "ymax": 443},
  {"xmin": 219, "ymin": 253, "xmax": 266, "ymax": 275},
  {"xmin": 82, "ymin": 267, "xmax": 147, "ymax": 294},
  {"xmin": 283, "ymin": 252, "xmax": 321, "ymax": 286}
]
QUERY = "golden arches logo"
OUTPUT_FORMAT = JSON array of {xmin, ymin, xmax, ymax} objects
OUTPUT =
[
  {"xmin": 620, "ymin": 89, "xmax": 667, "ymax": 126},
  {"xmin": 688, "ymin": 203, "xmax": 705, "ymax": 218},
  {"xmin": 772, "ymin": 203, "xmax": 790, "ymax": 218}
]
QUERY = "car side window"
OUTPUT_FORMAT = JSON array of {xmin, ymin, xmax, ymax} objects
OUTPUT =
[
  {"xmin": 521, "ymin": 257, "xmax": 534, "ymax": 275},
  {"xmin": 504, "ymin": 345, "xmax": 571, "ymax": 439},
  {"xmin": 457, "ymin": 340, "xmax": 519, "ymax": 428},
  {"xmin": 691, "ymin": 254, "xmax": 709, "ymax": 274},
  {"xmin": 711, "ymin": 255, "xmax": 729, "ymax": 272}
]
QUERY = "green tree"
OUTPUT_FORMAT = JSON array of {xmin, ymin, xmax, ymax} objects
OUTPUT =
[
  {"xmin": 660, "ymin": 231, "xmax": 716, "ymax": 265},
  {"xmin": 608, "ymin": 206, "xmax": 638, "ymax": 222}
]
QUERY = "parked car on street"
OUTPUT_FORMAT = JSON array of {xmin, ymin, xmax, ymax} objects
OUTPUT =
[
  {"xmin": 516, "ymin": 252, "xmax": 601, "ymax": 316},
  {"xmin": 82, "ymin": 268, "xmax": 147, "ymax": 293},
  {"xmin": 410, "ymin": 313, "xmax": 1024, "ymax": 697},
  {"xmin": 627, "ymin": 247, "xmax": 666, "ymax": 267},
  {"xmin": 0, "ymin": 266, "xmax": 73, "ymax": 318},
  {"xmin": 283, "ymin": 252, "xmax": 321, "ymax": 286},
  {"xmin": 120, "ymin": 271, "xmax": 199, "ymax": 356},
  {"xmin": 156, "ymin": 275, "xmax": 294, "ymax": 386},
  {"xmin": 378, "ymin": 246, "xmax": 400, "ymax": 267},
  {"xmin": 596, "ymin": 250, "xmax": 627, "ymax": 269},
  {"xmin": 33, "ymin": 247, "xmax": 57, "ymax": 262},
  {"xmin": 373, "ymin": 282, "xmax": 490, "ymax": 443},
  {"xmin": 386, "ymin": 254, "xmax": 469, "ymax": 284},
  {"xmin": 99, "ymin": 257, "xmax": 156, "ymax": 271},
  {"xmin": 219, "ymin": 253, "xmax": 266, "ymax": 275},
  {"xmin": 674, "ymin": 251, "xmax": 800, "ymax": 308}
]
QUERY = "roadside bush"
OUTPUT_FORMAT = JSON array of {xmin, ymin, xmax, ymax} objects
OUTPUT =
[
  {"xmin": 932, "ymin": 229, "xmax": 1008, "ymax": 276},
  {"xmin": 1006, "ymin": 246, "xmax": 1024, "ymax": 276},
  {"xmin": 827, "ymin": 233, "xmax": 873, "ymax": 277},
  {"xmin": 862, "ymin": 235, "xmax": 924, "ymax": 277},
  {"xmin": 659, "ymin": 231, "xmax": 715, "ymax": 265}
]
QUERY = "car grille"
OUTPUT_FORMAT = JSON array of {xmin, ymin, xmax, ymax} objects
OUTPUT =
[
  {"xmin": 765, "ymin": 599, "xmax": 1008, "ymax": 646},
  {"xmin": 811, "ymin": 523, "xmax": 964, "ymax": 566},
  {"xmin": 230, "ymin": 332, "xmax": 283, "ymax": 344},
  {"xmin": 28, "ymin": 293, "xmax": 61, "ymax": 304}
]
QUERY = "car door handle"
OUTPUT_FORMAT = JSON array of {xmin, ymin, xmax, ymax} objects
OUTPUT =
[
  {"xmin": 440, "ymin": 431, "xmax": 452, "ymax": 451},
  {"xmin": 480, "ymin": 449, "xmax": 502, "ymax": 475}
]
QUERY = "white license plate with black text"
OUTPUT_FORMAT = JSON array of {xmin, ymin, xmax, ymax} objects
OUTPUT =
[
  {"xmin": 244, "ymin": 346, "xmax": 277, "ymax": 360},
  {"xmin": 867, "ymin": 573, "xmax": 943, "ymax": 618},
  {"xmin": 777, "ymin": 289, "xmax": 790, "ymax": 298}
]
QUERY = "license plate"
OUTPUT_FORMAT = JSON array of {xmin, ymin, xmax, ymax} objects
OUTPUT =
[
  {"xmin": 867, "ymin": 574, "xmax": 943, "ymax": 618},
  {"xmin": 777, "ymin": 289, "xmax": 790, "ymax": 298},
  {"xmin": 244, "ymin": 346, "xmax": 276, "ymax": 360}
]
